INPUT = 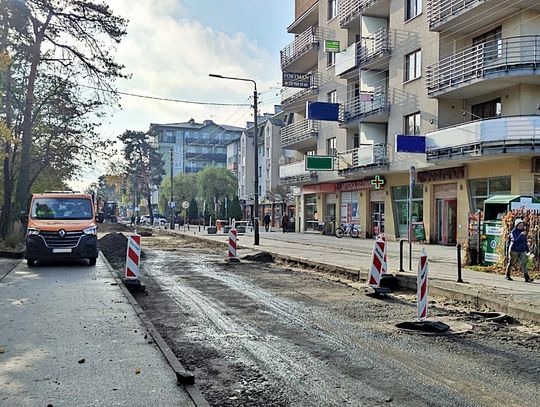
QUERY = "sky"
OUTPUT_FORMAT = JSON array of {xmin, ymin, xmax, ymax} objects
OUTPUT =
[{"xmin": 70, "ymin": 0, "xmax": 294, "ymax": 190}]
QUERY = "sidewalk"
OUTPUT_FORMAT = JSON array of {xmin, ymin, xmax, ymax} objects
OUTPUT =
[
  {"xmin": 169, "ymin": 226, "xmax": 540, "ymax": 324},
  {"xmin": 0, "ymin": 258, "xmax": 197, "ymax": 407}
]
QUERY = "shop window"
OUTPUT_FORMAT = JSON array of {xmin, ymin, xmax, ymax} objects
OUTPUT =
[
  {"xmin": 392, "ymin": 185, "xmax": 423, "ymax": 238},
  {"xmin": 469, "ymin": 176, "xmax": 511, "ymax": 211},
  {"xmin": 304, "ymin": 194, "xmax": 318, "ymax": 231}
]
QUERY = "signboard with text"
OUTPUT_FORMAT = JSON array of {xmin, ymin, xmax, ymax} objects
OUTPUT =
[
  {"xmin": 305, "ymin": 155, "xmax": 334, "ymax": 171},
  {"xmin": 307, "ymin": 101, "xmax": 340, "ymax": 122},
  {"xmin": 324, "ymin": 40, "xmax": 340, "ymax": 53},
  {"xmin": 282, "ymin": 72, "xmax": 311, "ymax": 88},
  {"xmin": 395, "ymin": 134, "xmax": 426, "ymax": 153}
]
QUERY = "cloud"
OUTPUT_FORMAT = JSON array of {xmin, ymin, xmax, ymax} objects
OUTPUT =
[{"xmin": 70, "ymin": 0, "xmax": 282, "ymax": 190}]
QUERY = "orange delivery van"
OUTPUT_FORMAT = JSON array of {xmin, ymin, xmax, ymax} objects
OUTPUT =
[{"xmin": 23, "ymin": 192, "xmax": 98, "ymax": 267}]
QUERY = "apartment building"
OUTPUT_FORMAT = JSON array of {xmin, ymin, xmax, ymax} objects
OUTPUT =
[
  {"xmin": 234, "ymin": 109, "xmax": 297, "ymax": 222},
  {"xmin": 280, "ymin": 0, "xmax": 540, "ymax": 244},
  {"xmin": 150, "ymin": 119, "xmax": 243, "ymax": 177}
]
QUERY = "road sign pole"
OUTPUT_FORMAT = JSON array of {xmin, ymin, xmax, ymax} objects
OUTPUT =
[{"xmin": 408, "ymin": 166, "xmax": 416, "ymax": 271}]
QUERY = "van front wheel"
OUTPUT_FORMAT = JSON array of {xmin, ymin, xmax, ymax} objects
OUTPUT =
[{"xmin": 27, "ymin": 259, "xmax": 36, "ymax": 267}]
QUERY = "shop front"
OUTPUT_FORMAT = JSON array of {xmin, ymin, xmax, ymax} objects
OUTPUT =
[
  {"xmin": 391, "ymin": 185, "xmax": 424, "ymax": 239},
  {"xmin": 301, "ymin": 183, "xmax": 337, "ymax": 232},
  {"xmin": 370, "ymin": 189, "xmax": 385, "ymax": 238}
]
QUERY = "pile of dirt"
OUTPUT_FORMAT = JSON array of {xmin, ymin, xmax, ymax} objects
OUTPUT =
[
  {"xmin": 242, "ymin": 252, "xmax": 274, "ymax": 263},
  {"xmin": 98, "ymin": 233, "xmax": 128, "ymax": 269},
  {"xmin": 97, "ymin": 223, "xmax": 133, "ymax": 233}
]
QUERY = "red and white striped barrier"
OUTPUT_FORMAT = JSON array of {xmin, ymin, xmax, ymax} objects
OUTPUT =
[
  {"xmin": 228, "ymin": 228, "xmax": 239, "ymax": 262},
  {"xmin": 381, "ymin": 236, "xmax": 387, "ymax": 277},
  {"xmin": 368, "ymin": 237, "xmax": 386, "ymax": 288},
  {"xmin": 125, "ymin": 234, "xmax": 141, "ymax": 280},
  {"xmin": 417, "ymin": 249, "xmax": 429, "ymax": 321}
]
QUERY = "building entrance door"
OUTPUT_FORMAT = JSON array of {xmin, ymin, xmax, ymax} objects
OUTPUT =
[
  {"xmin": 371, "ymin": 201, "xmax": 385, "ymax": 237},
  {"xmin": 436, "ymin": 199, "xmax": 457, "ymax": 245}
]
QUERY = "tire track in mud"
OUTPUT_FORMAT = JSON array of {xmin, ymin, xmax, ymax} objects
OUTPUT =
[
  {"xmin": 140, "ymin": 247, "xmax": 540, "ymax": 407},
  {"xmin": 143, "ymin": 251, "xmax": 471, "ymax": 407}
]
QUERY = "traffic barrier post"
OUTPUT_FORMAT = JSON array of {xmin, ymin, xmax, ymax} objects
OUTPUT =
[
  {"xmin": 417, "ymin": 249, "xmax": 429, "ymax": 321},
  {"xmin": 456, "ymin": 243, "xmax": 464, "ymax": 283},
  {"xmin": 227, "ymin": 228, "xmax": 240, "ymax": 263},
  {"xmin": 368, "ymin": 237, "xmax": 386, "ymax": 288},
  {"xmin": 399, "ymin": 239, "xmax": 406, "ymax": 272},
  {"xmin": 123, "ymin": 233, "xmax": 145, "ymax": 291}
]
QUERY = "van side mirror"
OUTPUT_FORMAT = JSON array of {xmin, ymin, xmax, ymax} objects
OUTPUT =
[{"xmin": 19, "ymin": 211, "xmax": 28, "ymax": 223}]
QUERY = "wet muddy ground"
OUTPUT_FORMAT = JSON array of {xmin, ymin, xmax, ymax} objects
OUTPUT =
[{"xmin": 123, "ymin": 235, "xmax": 540, "ymax": 407}]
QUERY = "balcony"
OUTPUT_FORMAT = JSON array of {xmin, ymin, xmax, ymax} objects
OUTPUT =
[
  {"xmin": 426, "ymin": 116, "xmax": 540, "ymax": 162},
  {"xmin": 337, "ymin": 144, "xmax": 389, "ymax": 176},
  {"xmin": 427, "ymin": 36, "xmax": 540, "ymax": 98},
  {"xmin": 427, "ymin": 0, "xmax": 540, "ymax": 33},
  {"xmin": 281, "ymin": 72, "xmax": 322, "ymax": 111},
  {"xmin": 339, "ymin": 0, "xmax": 390, "ymax": 29},
  {"xmin": 280, "ymin": 119, "xmax": 319, "ymax": 150},
  {"xmin": 280, "ymin": 26, "xmax": 323, "ymax": 72},
  {"xmin": 279, "ymin": 160, "xmax": 318, "ymax": 185},
  {"xmin": 288, "ymin": 0, "xmax": 319, "ymax": 34},
  {"xmin": 339, "ymin": 86, "xmax": 390, "ymax": 127},
  {"xmin": 358, "ymin": 28, "xmax": 391, "ymax": 70}
]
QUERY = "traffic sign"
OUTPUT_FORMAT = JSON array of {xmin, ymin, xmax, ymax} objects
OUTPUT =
[
  {"xmin": 182, "ymin": 201, "xmax": 190, "ymax": 209},
  {"xmin": 305, "ymin": 155, "xmax": 334, "ymax": 171},
  {"xmin": 169, "ymin": 201, "xmax": 176, "ymax": 209}
]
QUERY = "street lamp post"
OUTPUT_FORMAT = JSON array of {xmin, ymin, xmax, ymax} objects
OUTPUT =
[{"xmin": 209, "ymin": 73, "xmax": 260, "ymax": 245}]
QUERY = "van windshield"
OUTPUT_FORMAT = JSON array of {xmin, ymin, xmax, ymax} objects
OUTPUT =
[{"xmin": 31, "ymin": 198, "xmax": 93, "ymax": 220}]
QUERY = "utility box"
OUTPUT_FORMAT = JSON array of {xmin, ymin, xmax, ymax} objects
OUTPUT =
[{"xmin": 482, "ymin": 195, "xmax": 540, "ymax": 265}]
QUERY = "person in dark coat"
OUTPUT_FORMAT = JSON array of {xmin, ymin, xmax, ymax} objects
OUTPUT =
[
  {"xmin": 281, "ymin": 213, "xmax": 289, "ymax": 233},
  {"xmin": 263, "ymin": 213, "xmax": 271, "ymax": 232},
  {"xmin": 506, "ymin": 218, "xmax": 534, "ymax": 282}
]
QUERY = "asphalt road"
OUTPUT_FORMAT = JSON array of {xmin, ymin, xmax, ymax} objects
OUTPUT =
[{"xmin": 135, "ymin": 235, "xmax": 540, "ymax": 407}]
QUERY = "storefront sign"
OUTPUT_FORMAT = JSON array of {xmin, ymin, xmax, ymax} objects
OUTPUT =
[
  {"xmin": 412, "ymin": 222, "xmax": 426, "ymax": 242},
  {"xmin": 337, "ymin": 177, "xmax": 386, "ymax": 192},
  {"xmin": 282, "ymin": 72, "xmax": 311, "ymax": 88},
  {"xmin": 370, "ymin": 175, "xmax": 385, "ymax": 190},
  {"xmin": 302, "ymin": 183, "xmax": 336, "ymax": 194},
  {"xmin": 307, "ymin": 101, "xmax": 340, "ymax": 122},
  {"xmin": 417, "ymin": 166, "xmax": 466, "ymax": 183}
]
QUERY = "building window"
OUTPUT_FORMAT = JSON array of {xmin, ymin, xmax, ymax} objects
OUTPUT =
[
  {"xmin": 328, "ymin": 0, "xmax": 337, "ymax": 20},
  {"xmin": 406, "ymin": 0, "xmax": 422, "ymax": 20},
  {"xmin": 327, "ymin": 90, "xmax": 337, "ymax": 104},
  {"xmin": 327, "ymin": 51, "xmax": 336, "ymax": 67},
  {"xmin": 473, "ymin": 27, "xmax": 502, "ymax": 62},
  {"xmin": 327, "ymin": 137, "xmax": 337, "ymax": 156},
  {"xmin": 392, "ymin": 185, "xmax": 423, "ymax": 238},
  {"xmin": 471, "ymin": 98, "xmax": 501, "ymax": 120},
  {"xmin": 469, "ymin": 177, "xmax": 511, "ymax": 212},
  {"xmin": 404, "ymin": 112, "xmax": 421, "ymax": 135},
  {"xmin": 405, "ymin": 50, "xmax": 421, "ymax": 81}
]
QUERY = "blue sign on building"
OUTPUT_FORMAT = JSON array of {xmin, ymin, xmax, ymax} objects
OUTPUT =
[
  {"xmin": 307, "ymin": 101, "xmax": 340, "ymax": 122},
  {"xmin": 395, "ymin": 134, "xmax": 426, "ymax": 153}
]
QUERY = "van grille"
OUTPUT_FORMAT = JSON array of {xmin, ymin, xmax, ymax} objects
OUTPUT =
[{"xmin": 40, "ymin": 231, "xmax": 84, "ymax": 248}]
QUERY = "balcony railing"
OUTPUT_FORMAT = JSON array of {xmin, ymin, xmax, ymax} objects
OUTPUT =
[
  {"xmin": 339, "ymin": 0, "xmax": 382, "ymax": 28},
  {"xmin": 427, "ymin": 0, "xmax": 484, "ymax": 29},
  {"xmin": 337, "ymin": 144, "xmax": 389, "ymax": 173},
  {"xmin": 280, "ymin": 119, "xmax": 319, "ymax": 149},
  {"xmin": 280, "ymin": 26, "xmax": 323, "ymax": 69},
  {"xmin": 359, "ymin": 28, "xmax": 391, "ymax": 65},
  {"xmin": 340, "ymin": 86, "xmax": 389, "ymax": 125},
  {"xmin": 279, "ymin": 160, "xmax": 318, "ymax": 185},
  {"xmin": 427, "ymin": 35, "xmax": 540, "ymax": 96},
  {"xmin": 281, "ymin": 72, "xmax": 322, "ymax": 109},
  {"xmin": 426, "ymin": 116, "xmax": 540, "ymax": 161}
]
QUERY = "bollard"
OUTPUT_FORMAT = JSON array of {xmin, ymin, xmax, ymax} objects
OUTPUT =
[
  {"xmin": 456, "ymin": 243, "xmax": 464, "ymax": 283},
  {"xmin": 399, "ymin": 239, "xmax": 405, "ymax": 272}
]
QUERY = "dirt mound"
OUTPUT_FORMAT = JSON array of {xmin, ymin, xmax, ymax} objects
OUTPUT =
[
  {"xmin": 242, "ymin": 252, "xmax": 274, "ymax": 263},
  {"xmin": 98, "ymin": 233, "xmax": 128, "ymax": 269},
  {"xmin": 97, "ymin": 223, "xmax": 133, "ymax": 233}
]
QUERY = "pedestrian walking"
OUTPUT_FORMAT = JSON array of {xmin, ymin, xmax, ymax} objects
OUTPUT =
[
  {"xmin": 281, "ymin": 213, "xmax": 289, "ymax": 233},
  {"xmin": 506, "ymin": 218, "xmax": 534, "ymax": 282},
  {"xmin": 263, "ymin": 213, "xmax": 271, "ymax": 232}
]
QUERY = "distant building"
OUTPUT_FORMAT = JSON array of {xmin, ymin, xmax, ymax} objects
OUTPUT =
[
  {"xmin": 150, "ymin": 119, "xmax": 243, "ymax": 177},
  {"xmin": 231, "ymin": 107, "xmax": 298, "ymax": 223}
]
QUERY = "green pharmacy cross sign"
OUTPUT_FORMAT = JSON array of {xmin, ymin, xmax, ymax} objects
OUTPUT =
[{"xmin": 370, "ymin": 175, "xmax": 385, "ymax": 190}]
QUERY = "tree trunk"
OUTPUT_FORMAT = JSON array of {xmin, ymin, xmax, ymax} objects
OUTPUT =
[
  {"xmin": 12, "ymin": 14, "xmax": 51, "ymax": 226},
  {"xmin": 0, "ymin": 26, "xmax": 13, "ymax": 237}
]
